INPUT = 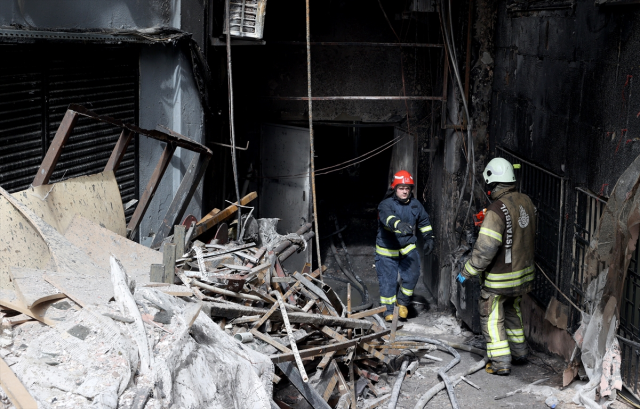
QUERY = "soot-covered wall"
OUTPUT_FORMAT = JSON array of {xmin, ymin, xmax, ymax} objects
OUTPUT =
[{"xmin": 491, "ymin": 2, "xmax": 640, "ymax": 195}]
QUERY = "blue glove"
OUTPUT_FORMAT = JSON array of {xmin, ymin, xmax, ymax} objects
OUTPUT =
[{"xmin": 456, "ymin": 273, "xmax": 466, "ymax": 284}]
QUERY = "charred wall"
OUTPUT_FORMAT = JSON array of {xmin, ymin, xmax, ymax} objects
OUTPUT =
[
  {"xmin": 488, "ymin": 0, "xmax": 640, "ymax": 350},
  {"xmin": 491, "ymin": 2, "xmax": 640, "ymax": 200}
]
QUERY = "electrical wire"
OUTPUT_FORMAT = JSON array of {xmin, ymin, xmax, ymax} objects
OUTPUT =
[
  {"xmin": 261, "ymin": 131, "xmax": 408, "ymax": 179},
  {"xmin": 225, "ymin": 0, "xmax": 243, "ymax": 241},
  {"xmin": 440, "ymin": 0, "xmax": 476, "ymax": 238}
]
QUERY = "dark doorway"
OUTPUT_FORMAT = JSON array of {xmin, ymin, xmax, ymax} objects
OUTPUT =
[{"xmin": 313, "ymin": 124, "xmax": 394, "ymax": 309}]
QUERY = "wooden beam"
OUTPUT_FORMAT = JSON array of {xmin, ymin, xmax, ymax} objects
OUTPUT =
[
  {"xmin": 207, "ymin": 301, "xmax": 373, "ymax": 329},
  {"xmin": 0, "ymin": 357, "xmax": 38, "ymax": 409},
  {"xmin": 151, "ymin": 153, "xmax": 211, "ymax": 247},
  {"xmin": 104, "ymin": 129, "xmax": 134, "ymax": 172},
  {"xmin": 193, "ymin": 192, "xmax": 257, "ymax": 238},
  {"xmin": 270, "ymin": 329, "xmax": 390, "ymax": 363},
  {"xmin": 127, "ymin": 142, "xmax": 176, "ymax": 238},
  {"xmin": 32, "ymin": 110, "xmax": 79, "ymax": 187},
  {"xmin": 348, "ymin": 306, "xmax": 386, "ymax": 320}
]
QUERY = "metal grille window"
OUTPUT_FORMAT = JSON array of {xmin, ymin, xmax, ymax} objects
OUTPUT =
[
  {"xmin": 569, "ymin": 188, "xmax": 607, "ymax": 330},
  {"xmin": 496, "ymin": 147, "xmax": 566, "ymax": 308},
  {"xmin": 224, "ymin": 0, "xmax": 267, "ymax": 39},
  {"xmin": 619, "ymin": 228, "xmax": 640, "ymax": 394},
  {"xmin": 0, "ymin": 44, "xmax": 139, "ymax": 220}
]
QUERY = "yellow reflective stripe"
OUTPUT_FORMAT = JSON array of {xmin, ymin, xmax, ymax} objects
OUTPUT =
[
  {"xmin": 400, "ymin": 287, "xmax": 413, "ymax": 296},
  {"xmin": 508, "ymin": 335, "xmax": 526, "ymax": 344},
  {"xmin": 487, "ymin": 347, "xmax": 511, "ymax": 358},
  {"xmin": 376, "ymin": 245, "xmax": 399, "ymax": 257},
  {"xmin": 383, "ymin": 225, "xmax": 402, "ymax": 234},
  {"xmin": 479, "ymin": 227, "xmax": 502, "ymax": 242},
  {"xmin": 464, "ymin": 261, "xmax": 479, "ymax": 276},
  {"xmin": 487, "ymin": 340, "xmax": 509, "ymax": 350},
  {"xmin": 488, "ymin": 295, "xmax": 502, "ymax": 345},
  {"xmin": 419, "ymin": 225, "xmax": 433, "ymax": 233},
  {"xmin": 505, "ymin": 329, "xmax": 524, "ymax": 336},
  {"xmin": 380, "ymin": 296, "xmax": 397, "ymax": 304},
  {"xmin": 400, "ymin": 244, "xmax": 416, "ymax": 255},
  {"xmin": 393, "ymin": 219, "xmax": 401, "ymax": 228},
  {"xmin": 385, "ymin": 215, "xmax": 397, "ymax": 226},
  {"xmin": 485, "ymin": 272, "xmax": 535, "ymax": 289},
  {"xmin": 486, "ymin": 265, "xmax": 535, "ymax": 281}
]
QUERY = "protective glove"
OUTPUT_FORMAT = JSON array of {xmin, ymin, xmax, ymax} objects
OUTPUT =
[
  {"xmin": 396, "ymin": 221, "xmax": 413, "ymax": 235},
  {"xmin": 423, "ymin": 237, "xmax": 434, "ymax": 256},
  {"xmin": 456, "ymin": 273, "xmax": 466, "ymax": 284}
]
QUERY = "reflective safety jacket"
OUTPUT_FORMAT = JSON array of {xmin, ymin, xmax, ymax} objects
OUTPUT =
[
  {"xmin": 464, "ymin": 185, "xmax": 537, "ymax": 296},
  {"xmin": 376, "ymin": 193, "xmax": 433, "ymax": 257}
]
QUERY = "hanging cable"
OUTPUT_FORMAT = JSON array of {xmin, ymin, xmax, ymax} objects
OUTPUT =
[
  {"xmin": 305, "ymin": 0, "xmax": 323, "ymax": 276},
  {"xmin": 440, "ymin": 0, "xmax": 476, "ymax": 238},
  {"xmin": 262, "ymin": 131, "xmax": 408, "ymax": 180},
  {"xmin": 225, "ymin": 0, "xmax": 243, "ymax": 242}
]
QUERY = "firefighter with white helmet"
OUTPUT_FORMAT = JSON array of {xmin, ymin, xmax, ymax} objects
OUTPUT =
[
  {"xmin": 458, "ymin": 158, "xmax": 536, "ymax": 375},
  {"xmin": 376, "ymin": 170, "xmax": 434, "ymax": 322}
]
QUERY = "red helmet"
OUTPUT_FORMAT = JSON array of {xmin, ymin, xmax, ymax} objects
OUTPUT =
[{"xmin": 391, "ymin": 170, "xmax": 414, "ymax": 189}]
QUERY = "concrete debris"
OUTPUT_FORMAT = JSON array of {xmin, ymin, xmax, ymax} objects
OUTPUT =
[{"xmin": 0, "ymin": 172, "xmax": 480, "ymax": 409}]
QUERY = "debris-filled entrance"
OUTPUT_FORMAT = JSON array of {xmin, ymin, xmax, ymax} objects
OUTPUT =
[{"xmin": 6, "ymin": 0, "xmax": 640, "ymax": 407}]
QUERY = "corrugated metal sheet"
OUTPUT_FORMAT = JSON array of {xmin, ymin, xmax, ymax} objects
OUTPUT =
[
  {"xmin": 0, "ymin": 47, "xmax": 44, "ymax": 193},
  {"xmin": 0, "ymin": 44, "xmax": 138, "ymax": 220}
]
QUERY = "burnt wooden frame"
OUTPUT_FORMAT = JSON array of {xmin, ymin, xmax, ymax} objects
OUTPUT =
[{"xmin": 32, "ymin": 104, "xmax": 212, "ymax": 244}]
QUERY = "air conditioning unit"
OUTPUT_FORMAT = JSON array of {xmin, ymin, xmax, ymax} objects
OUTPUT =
[{"xmin": 223, "ymin": 0, "xmax": 267, "ymax": 40}]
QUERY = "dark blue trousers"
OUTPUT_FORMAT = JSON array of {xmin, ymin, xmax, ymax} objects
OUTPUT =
[{"xmin": 375, "ymin": 249, "xmax": 421, "ymax": 314}]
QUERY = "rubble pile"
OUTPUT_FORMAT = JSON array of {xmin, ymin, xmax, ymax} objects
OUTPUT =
[{"xmin": 0, "ymin": 208, "xmax": 467, "ymax": 409}]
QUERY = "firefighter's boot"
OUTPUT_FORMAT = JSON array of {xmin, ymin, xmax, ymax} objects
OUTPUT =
[{"xmin": 485, "ymin": 361, "xmax": 511, "ymax": 376}]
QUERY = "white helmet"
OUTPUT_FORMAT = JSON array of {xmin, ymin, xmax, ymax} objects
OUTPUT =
[{"xmin": 483, "ymin": 158, "xmax": 516, "ymax": 184}]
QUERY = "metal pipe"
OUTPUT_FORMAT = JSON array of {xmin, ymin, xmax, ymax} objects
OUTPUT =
[
  {"xmin": 266, "ymin": 96, "xmax": 444, "ymax": 101},
  {"xmin": 274, "ymin": 223, "xmax": 313, "ymax": 254},
  {"xmin": 226, "ymin": 0, "xmax": 243, "ymax": 241},
  {"xmin": 388, "ymin": 359, "xmax": 410, "ymax": 409},
  {"xmin": 270, "ymin": 41, "xmax": 444, "ymax": 48},
  {"xmin": 278, "ymin": 231, "xmax": 316, "ymax": 262},
  {"xmin": 305, "ymin": 0, "xmax": 323, "ymax": 278},
  {"xmin": 396, "ymin": 336, "xmax": 461, "ymax": 409}
]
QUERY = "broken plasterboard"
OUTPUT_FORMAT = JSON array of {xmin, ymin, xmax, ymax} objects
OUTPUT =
[
  {"xmin": 0, "ymin": 186, "xmax": 112, "ymax": 307},
  {"xmin": 9, "ymin": 267, "xmax": 64, "ymax": 309},
  {"xmin": 0, "ymin": 171, "xmax": 126, "ymax": 289},
  {"xmin": 63, "ymin": 214, "xmax": 162, "ymax": 285}
]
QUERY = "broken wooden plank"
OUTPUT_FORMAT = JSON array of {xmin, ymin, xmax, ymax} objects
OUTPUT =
[
  {"xmin": 251, "ymin": 329, "xmax": 292, "ymax": 353},
  {"xmin": 390, "ymin": 305, "xmax": 399, "ymax": 343},
  {"xmin": 127, "ymin": 142, "xmax": 176, "ymax": 239},
  {"xmin": 0, "ymin": 289, "xmax": 61, "ymax": 327},
  {"xmin": 207, "ymin": 301, "xmax": 373, "ymax": 329},
  {"xmin": 251, "ymin": 283, "xmax": 302, "ymax": 329},
  {"xmin": 193, "ymin": 192, "xmax": 257, "ymax": 238},
  {"xmin": 151, "ymin": 152, "xmax": 210, "ymax": 247},
  {"xmin": 9, "ymin": 267, "xmax": 64, "ymax": 309},
  {"xmin": 4, "ymin": 314, "xmax": 33, "ymax": 327},
  {"xmin": 32, "ymin": 110, "xmax": 79, "ymax": 187},
  {"xmin": 270, "ymin": 330, "xmax": 391, "ymax": 363},
  {"xmin": 0, "ymin": 356, "xmax": 38, "ymax": 409},
  {"xmin": 163, "ymin": 244, "xmax": 176, "ymax": 284},
  {"xmin": 275, "ymin": 291, "xmax": 308, "ymax": 382},
  {"xmin": 321, "ymin": 326, "xmax": 387, "ymax": 362},
  {"xmin": 348, "ymin": 306, "xmax": 387, "ymax": 320}
]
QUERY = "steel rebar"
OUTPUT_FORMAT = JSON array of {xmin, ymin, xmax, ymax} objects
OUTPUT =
[
  {"xmin": 225, "ymin": 0, "xmax": 243, "ymax": 241},
  {"xmin": 305, "ymin": 0, "xmax": 322, "ymax": 277}
]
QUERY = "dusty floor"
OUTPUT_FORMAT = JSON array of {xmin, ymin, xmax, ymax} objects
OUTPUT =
[
  {"xmin": 367, "ymin": 310, "xmax": 630, "ymax": 409},
  {"xmin": 313, "ymin": 213, "xmax": 630, "ymax": 409}
]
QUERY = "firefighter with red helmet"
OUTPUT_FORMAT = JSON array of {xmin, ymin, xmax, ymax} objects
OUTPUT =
[{"xmin": 376, "ymin": 170, "xmax": 434, "ymax": 321}]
